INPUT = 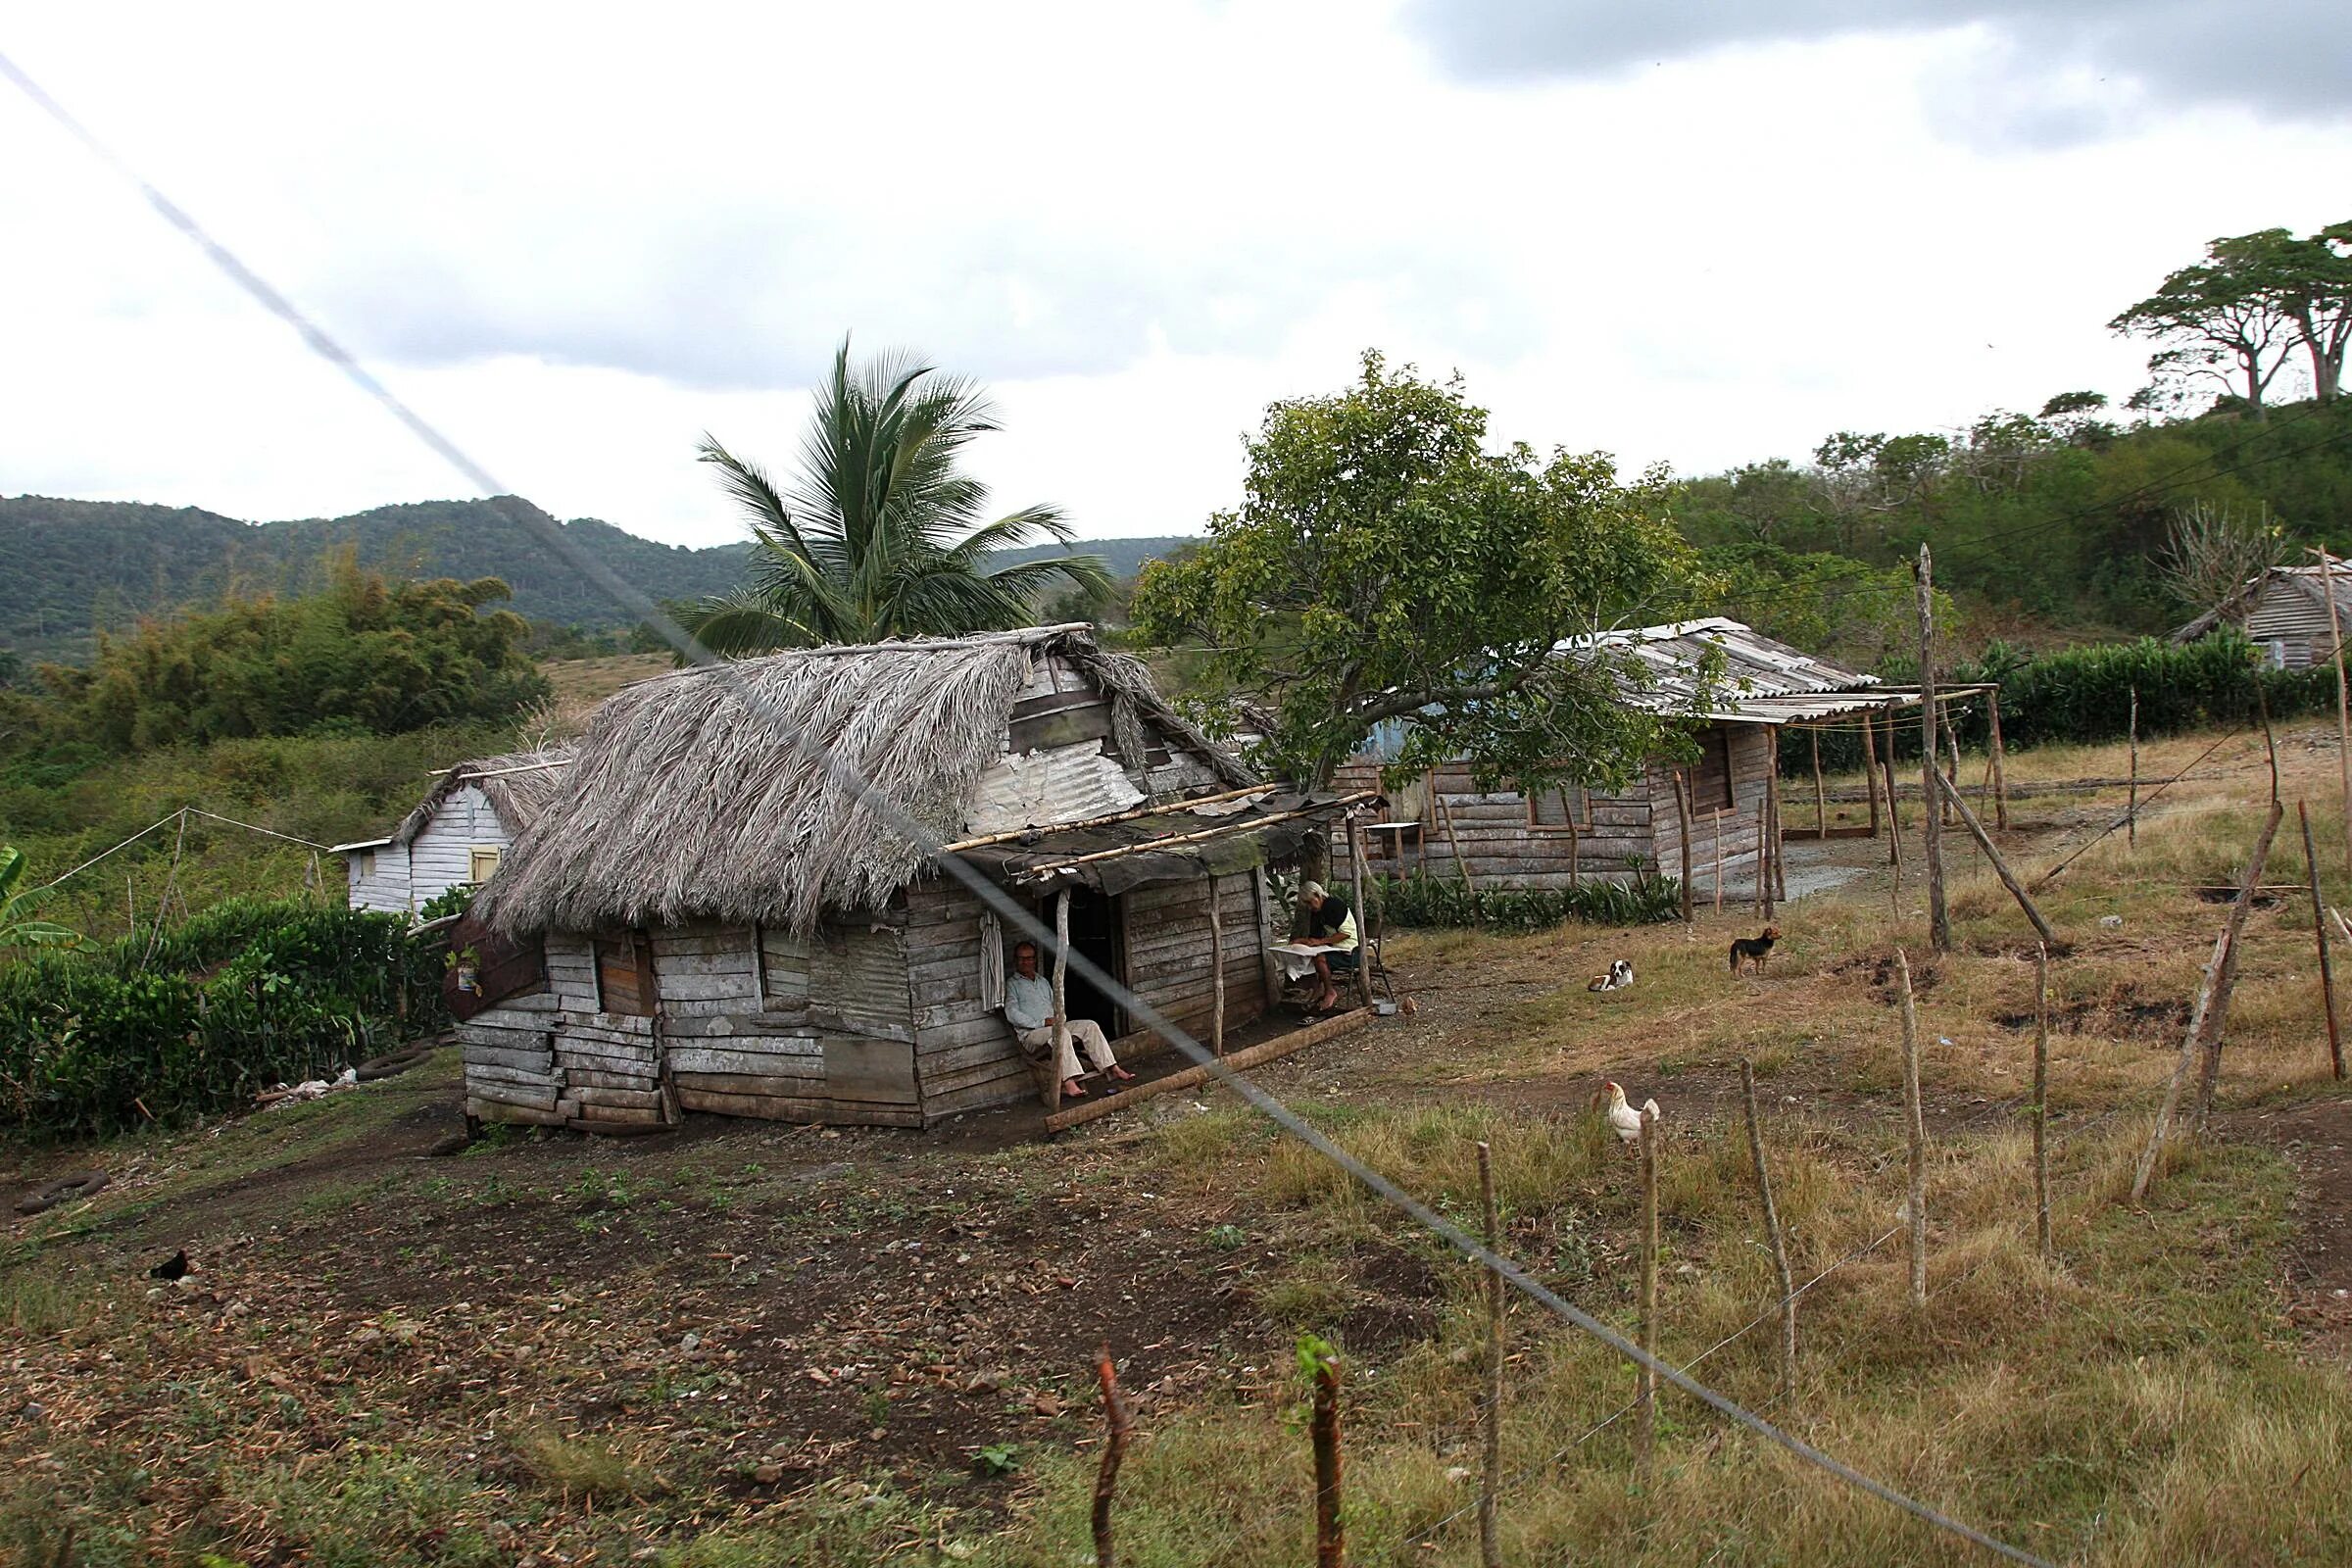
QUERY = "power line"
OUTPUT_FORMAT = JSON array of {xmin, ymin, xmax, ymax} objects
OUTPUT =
[{"xmin": 0, "ymin": 49, "xmax": 2060, "ymax": 1565}]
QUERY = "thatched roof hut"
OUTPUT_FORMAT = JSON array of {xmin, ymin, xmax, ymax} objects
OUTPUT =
[{"xmin": 455, "ymin": 627, "xmax": 1355, "ymax": 1135}]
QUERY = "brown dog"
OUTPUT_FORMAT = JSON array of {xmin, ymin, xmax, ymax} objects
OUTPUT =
[{"xmin": 1729, "ymin": 925, "xmax": 1781, "ymax": 973}]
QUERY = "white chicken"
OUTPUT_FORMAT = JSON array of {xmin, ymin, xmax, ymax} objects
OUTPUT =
[{"xmin": 1596, "ymin": 1080, "xmax": 1660, "ymax": 1146}]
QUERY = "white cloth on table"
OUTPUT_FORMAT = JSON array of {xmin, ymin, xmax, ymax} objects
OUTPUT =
[
  {"xmin": 1020, "ymin": 1019, "xmax": 1118, "ymax": 1083},
  {"xmin": 1269, "ymin": 942, "xmax": 1328, "ymax": 981}
]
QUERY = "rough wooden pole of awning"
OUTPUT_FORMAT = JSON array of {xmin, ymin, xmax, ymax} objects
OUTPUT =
[
  {"xmin": 1348, "ymin": 814, "xmax": 1373, "ymax": 1009},
  {"xmin": 1048, "ymin": 889, "xmax": 1071, "ymax": 1110},
  {"xmin": 1862, "ymin": 710, "xmax": 1884, "ymax": 840},
  {"xmin": 1810, "ymin": 727, "xmax": 1828, "ymax": 836}
]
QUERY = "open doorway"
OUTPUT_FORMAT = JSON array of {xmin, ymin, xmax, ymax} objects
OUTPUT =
[{"xmin": 1046, "ymin": 886, "xmax": 1127, "ymax": 1040}]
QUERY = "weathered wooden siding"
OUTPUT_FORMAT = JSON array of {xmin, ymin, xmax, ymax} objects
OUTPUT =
[
  {"xmin": 1333, "ymin": 723, "xmax": 1776, "ymax": 895},
  {"xmin": 2245, "ymin": 580, "xmax": 2337, "ymax": 669},
  {"xmin": 1122, "ymin": 873, "xmax": 1270, "ymax": 1039},
  {"xmin": 906, "ymin": 882, "xmax": 1028, "ymax": 1121},
  {"xmin": 345, "ymin": 844, "xmax": 411, "ymax": 913},
  {"xmin": 343, "ymin": 784, "xmax": 516, "ymax": 915}
]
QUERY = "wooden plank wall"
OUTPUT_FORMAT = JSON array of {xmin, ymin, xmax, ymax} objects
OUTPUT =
[
  {"xmin": 906, "ymin": 882, "xmax": 1030, "ymax": 1121},
  {"xmin": 409, "ymin": 785, "xmax": 513, "ymax": 913},
  {"xmin": 1122, "ymin": 874, "xmax": 1269, "ymax": 1041},
  {"xmin": 1331, "ymin": 724, "xmax": 1777, "ymax": 895}
]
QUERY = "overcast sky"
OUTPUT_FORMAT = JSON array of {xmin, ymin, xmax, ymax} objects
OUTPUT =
[{"xmin": 3, "ymin": 2, "xmax": 2346, "ymax": 550}]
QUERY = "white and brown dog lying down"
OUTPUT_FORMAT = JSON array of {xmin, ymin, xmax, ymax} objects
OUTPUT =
[{"xmin": 1587, "ymin": 958, "xmax": 1635, "ymax": 993}]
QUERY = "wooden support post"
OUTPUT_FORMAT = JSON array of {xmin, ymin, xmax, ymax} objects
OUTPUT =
[
  {"xmin": 1636, "ymin": 1104, "xmax": 1661, "ymax": 1475},
  {"xmin": 2134, "ymin": 798, "xmax": 2285, "ymax": 1197},
  {"xmin": 2033, "ymin": 942, "xmax": 2052, "ymax": 1263},
  {"xmin": 1917, "ymin": 547, "xmax": 1951, "ymax": 953},
  {"xmin": 1251, "ymin": 867, "xmax": 1281, "ymax": 1011},
  {"xmin": 1092, "ymin": 1344, "xmax": 1133, "ymax": 1568},
  {"xmin": 1207, "ymin": 873, "xmax": 1227, "ymax": 1058},
  {"xmin": 1862, "ymin": 710, "xmax": 1884, "ymax": 838},
  {"xmin": 1770, "ymin": 762, "xmax": 1788, "ymax": 904},
  {"xmin": 1755, "ymin": 793, "xmax": 1771, "ymax": 919},
  {"xmin": 1881, "ymin": 701, "xmax": 1906, "ymax": 878},
  {"xmin": 1348, "ymin": 818, "xmax": 1372, "ymax": 1009},
  {"xmin": 1988, "ymin": 686, "xmax": 2010, "ymax": 831},
  {"xmin": 1935, "ymin": 770, "xmax": 2057, "ymax": 948},
  {"xmin": 1049, "ymin": 889, "xmax": 1072, "ymax": 1109},
  {"xmin": 2128, "ymin": 687, "xmax": 2139, "ymax": 853},
  {"xmin": 1476, "ymin": 1141, "xmax": 1503, "ymax": 1568},
  {"xmin": 1811, "ymin": 727, "xmax": 1828, "ymax": 836},
  {"xmin": 1897, "ymin": 948, "xmax": 1928, "ymax": 1310},
  {"xmin": 2319, "ymin": 548, "xmax": 2352, "ymax": 885},
  {"xmin": 1740, "ymin": 1057, "xmax": 1797, "ymax": 1410},
  {"xmin": 2189, "ymin": 799, "xmax": 2285, "ymax": 1133},
  {"xmin": 1673, "ymin": 768, "xmax": 1695, "ymax": 922},
  {"xmin": 1308, "ymin": 1342, "xmax": 1345, "ymax": 1568},
  {"xmin": 1713, "ymin": 808, "xmax": 1725, "ymax": 913},
  {"xmin": 2302, "ymin": 801, "xmax": 2344, "ymax": 1080}
]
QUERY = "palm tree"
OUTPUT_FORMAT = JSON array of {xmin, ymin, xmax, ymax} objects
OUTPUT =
[{"xmin": 687, "ymin": 341, "xmax": 1111, "ymax": 653}]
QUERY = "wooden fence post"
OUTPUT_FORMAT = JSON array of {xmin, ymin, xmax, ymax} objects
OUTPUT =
[
  {"xmin": 1897, "ymin": 948, "xmax": 1928, "ymax": 1310},
  {"xmin": 1092, "ymin": 1344, "xmax": 1134, "ymax": 1568},
  {"xmin": 1476, "ymin": 1142, "xmax": 1503, "ymax": 1568},
  {"xmin": 1304, "ymin": 1338, "xmax": 1345, "ymax": 1568},
  {"xmin": 2188, "ymin": 800, "xmax": 2285, "ymax": 1133},
  {"xmin": 1208, "ymin": 873, "xmax": 1227, "ymax": 1058},
  {"xmin": 2128, "ymin": 687, "xmax": 2139, "ymax": 852},
  {"xmin": 1916, "ymin": 546, "xmax": 1951, "ymax": 954},
  {"xmin": 2033, "ymin": 943, "xmax": 2052, "ymax": 1263},
  {"xmin": 1987, "ymin": 686, "xmax": 2010, "ymax": 831},
  {"xmin": 2301, "ymin": 801, "xmax": 2344, "ymax": 1080},
  {"xmin": 1936, "ymin": 770, "xmax": 2057, "ymax": 948},
  {"xmin": 1637, "ymin": 1104, "xmax": 1661, "ymax": 1477},
  {"xmin": 1944, "ymin": 729, "xmax": 1963, "ymax": 830},
  {"xmin": 1862, "ymin": 710, "xmax": 1884, "ymax": 839},
  {"xmin": 1740, "ymin": 1058, "xmax": 1797, "ymax": 1409}
]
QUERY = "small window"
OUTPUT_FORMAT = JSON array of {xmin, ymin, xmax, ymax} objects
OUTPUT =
[
  {"xmin": 468, "ymin": 846, "xmax": 503, "ymax": 884},
  {"xmin": 358, "ymin": 850, "xmax": 377, "ymax": 878},
  {"xmin": 1524, "ymin": 783, "xmax": 1591, "ymax": 833}
]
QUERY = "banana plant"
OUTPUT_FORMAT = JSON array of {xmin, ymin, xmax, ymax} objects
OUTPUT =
[{"xmin": 0, "ymin": 845, "xmax": 83, "ymax": 952}]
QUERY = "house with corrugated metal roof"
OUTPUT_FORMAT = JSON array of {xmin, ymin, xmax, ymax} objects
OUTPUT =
[
  {"xmin": 1334, "ymin": 618, "xmax": 1942, "ymax": 896},
  {"xmin": 2170, "ymin": 564, "xmax": 2351, "ymax": 670}
]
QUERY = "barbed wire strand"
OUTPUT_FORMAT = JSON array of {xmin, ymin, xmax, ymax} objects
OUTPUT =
[{"xmin": 0, "ymin": 48, "xmax": 2063, "ymax": 1565}]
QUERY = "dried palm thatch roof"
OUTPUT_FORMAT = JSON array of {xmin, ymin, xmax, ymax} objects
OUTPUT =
[
  {"xmin": 476, "ymin": 627, "xmax": 1251, "ymax": 938},
  {"xmin": 390, "ymin": 749, "xmax": 573, "ymax": 846}
]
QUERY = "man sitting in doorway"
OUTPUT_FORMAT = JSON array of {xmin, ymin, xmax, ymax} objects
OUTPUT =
[
  {"xmin": 1005, "ymin": 940, "xmax": 1136, "ymax": 1100},
  {"xmin": 1298, "ymin": 881, "xmax": 1359, "ymax": 1013}
]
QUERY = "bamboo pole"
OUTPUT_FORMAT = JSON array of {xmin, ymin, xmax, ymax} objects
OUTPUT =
[
  {"xmin": 1917, "ymin": 546, "xmax": 1950, "ymax": 953},
  {"xmin": 938, "ymin": 781, "xmax": 1273, "ymax": 853},
  {"xmin": 1636, "ymin": 1104, "xmax": 1661, "ymax": 1475},
  {"xmin": 1811, "ymin": 727, "xmax": 1828, "ymax": 836},
  {"xmin": 1897, "ymin": 948, "xmax": 1928, "ymax": 1310},
  {"xmin": 1476, "ymin": 1141, "xmax": 1503, "ymax": 1568},
  {"xmin": 1861, "ymin": 710, "xmax": 1883, "ymax": 838},
  {"xmin": 2033, "ymin": 943, "xmax": 2052, "ymax": 1263},
  {"xmin": 1935, "ymin": 770, "xmax": 2057, "ymax": 948},
  {"xmin": 1207, "ymin": 873, "xmax": 1226, "ymax": 1058},
  {"xmin": 2128, "ymin": 687, "xmax": 2139, "ymax": 852},
  {"xmin": 1740, "ymin": 1057, "xmax": 1797, "ymax": 1409},
  {"xmin": 2301, "ymin": 801, "xmax": 2344, "ymax": 1080},
  {"xmin": 1348, "ymin": 817, "xmax": 1372, "ymax": 1010},
  {"xmin": 1988, "ymin": 686, "xmax": 2010, "ymax": 831},
  {"xmin": 1016, "ymin": 793, "xmax": 1376, "ymax": 879},
  {"xmin": 2318, "ymin": 548, "xmax": 2352, "ymax": 885},
  {"xmin": 1092, "ymin": 1344, "xmax": 1133, "ymax": 1568},
  {"xmin": 1673, "ymin": 768, "xmax": 1695, "ymax": 922}
]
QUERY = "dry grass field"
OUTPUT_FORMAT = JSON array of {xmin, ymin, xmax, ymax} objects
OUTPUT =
[{"xmin": 5, "ymin": 722, "xmax": 2350, "ymax": 1566}]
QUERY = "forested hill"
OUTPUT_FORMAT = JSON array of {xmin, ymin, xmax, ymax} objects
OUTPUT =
[{"xmin": 0, "ymin": 495, "xmax": 1193, "ymax": 661}]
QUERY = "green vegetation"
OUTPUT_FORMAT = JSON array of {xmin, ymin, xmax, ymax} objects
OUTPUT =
[
  {"xmin": 0, "ymin": 897, "xmax": 438, "ymax": 1139},
  {"xmin": 1132, "ymin": 351, "xmax": 1709, "ymax": 788},
  {"xmin": 0, "ymin": 845, "xmax": 81, "ymax": 952},
  {"xmin": 2112, "ymin": 220, "xmax": 2350, "ymax": 416},
  {"xmin": 684, "ymin": 340, "xmax": 1110, "ymax": 653},
  {"xmin": 1371, "ymin": 868, "xmax": 1684, "ymax": 932}
]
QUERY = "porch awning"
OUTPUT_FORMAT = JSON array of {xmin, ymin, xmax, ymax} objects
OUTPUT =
[{"xmin": 955, "ymin": 789, "xmax": 1367, "ymax": 896}]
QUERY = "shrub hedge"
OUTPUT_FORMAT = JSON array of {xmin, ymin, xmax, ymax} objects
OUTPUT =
[
  {"xmin": 1371, "ymin": 869, "xmax": 1684, "ymax": 933},
  {"xmin": 0, "ymin": 900, "xmax": 442, "ymax": 1141}
]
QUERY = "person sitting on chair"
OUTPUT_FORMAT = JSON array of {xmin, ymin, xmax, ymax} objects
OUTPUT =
[
  {"xmin": 1298, "ymin": 881, "xmax": 1359, "ymax": 1013},
  {"xmin": 1004, "ymin": 940, "xmax": 1135, "ymax": 1100}
]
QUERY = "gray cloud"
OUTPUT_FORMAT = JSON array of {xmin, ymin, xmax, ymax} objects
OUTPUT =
[{"xmin": 1401, "ymin": 1, "xmax": 2352, "ymax": 141}]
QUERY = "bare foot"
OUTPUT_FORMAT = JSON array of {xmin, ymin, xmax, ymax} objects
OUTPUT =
[
  {"xmin": 1061, "ymin": 1080, "xmax": 1088, "ymax": 1099},
  {"xmin": 1107, "ymin": 1065, "xmax": 1137, "ymax": 1082}
]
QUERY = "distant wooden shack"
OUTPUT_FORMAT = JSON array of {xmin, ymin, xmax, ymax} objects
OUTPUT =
[
  {"xmin": 332, "ymin": 749, "xmax": 570, "ymax": 916},
  {"xmin": 2171, "ymin": 564, "xmax": 2351, "ymax": 670},
  {"xmin": 460, "ymin": 627, "xmax": 1353, "ymax": 1133},
  {"xmin": 1333, "ymin": 619, "xmax": 1929, "ymax": 892}
]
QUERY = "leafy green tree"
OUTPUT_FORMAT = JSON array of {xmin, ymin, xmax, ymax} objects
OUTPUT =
[
  {"xmin": 687, "ymin": 341, "xmax": 1109, "ymax": 653},
  {"xmin": 1131, "ymin": 352, "xmax": 1711, "ymax": 789},
  {"xmin": 0, "ymin": 846, "xmax": 80, "ymax": 952},
  {"xmin": 2112, "ymin": 228, "xmax": 2335, "ymax": 416}
]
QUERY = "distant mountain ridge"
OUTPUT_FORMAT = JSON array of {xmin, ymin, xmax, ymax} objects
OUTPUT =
[{"xmin": 0, "ymin": 495, "xmax": 1190, "ymax": 661}]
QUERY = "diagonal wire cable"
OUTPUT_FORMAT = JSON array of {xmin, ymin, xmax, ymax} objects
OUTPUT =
[{"xmin": 1, "ymin": 48, "xmax": 2058, "ymax": 1566}]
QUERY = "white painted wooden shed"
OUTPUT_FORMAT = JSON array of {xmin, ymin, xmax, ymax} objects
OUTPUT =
[{"xmin": 333, "ymin": 748, "xmax": 571, "ymax": 916}]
